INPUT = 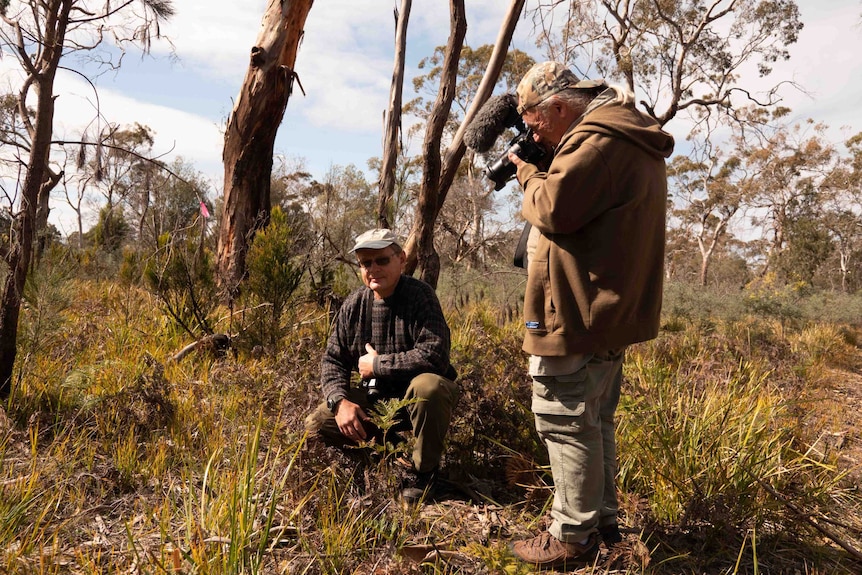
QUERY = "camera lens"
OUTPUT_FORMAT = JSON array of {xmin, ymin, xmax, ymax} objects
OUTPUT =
[{"xmin": 484, "ymin": 141, "xmax": 523, "ymax": 190}]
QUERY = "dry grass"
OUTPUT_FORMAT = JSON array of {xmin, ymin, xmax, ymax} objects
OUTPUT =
[{"xmin": 0, "ymin": 279, "xmax": 860, "ymax": 574}]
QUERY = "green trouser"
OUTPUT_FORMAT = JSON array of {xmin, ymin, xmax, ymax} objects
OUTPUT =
[
  {"xmin": 305, "ymin": 373, "xmax": 459, "ymax": 473},
  {"xmin": 531, "ymin": 349, "xmax": 624, "ymax": 543}
]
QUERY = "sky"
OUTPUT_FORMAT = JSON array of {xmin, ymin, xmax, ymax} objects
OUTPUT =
[{"xmin": 3, "ymin": 0, "xmax": 862, "ymax": 235}]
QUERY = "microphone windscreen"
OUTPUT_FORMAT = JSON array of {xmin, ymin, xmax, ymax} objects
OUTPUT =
[{"xmin": 464, "ymin": 93, "xmax": 519, "ymax": 152}]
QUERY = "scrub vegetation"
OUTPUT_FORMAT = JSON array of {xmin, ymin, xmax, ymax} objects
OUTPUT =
[{"xmin": 1, "ymin": 246, "xmax": 860, "ymax": 575}]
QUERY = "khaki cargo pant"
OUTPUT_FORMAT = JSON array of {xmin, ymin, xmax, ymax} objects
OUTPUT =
[
  {"xmin": 531, "ymin": 349, "xmax": 624, "ymax": 543},
  {"xmin": 305, "ymin": 373, "xmax": 459, "ymax": 474}
]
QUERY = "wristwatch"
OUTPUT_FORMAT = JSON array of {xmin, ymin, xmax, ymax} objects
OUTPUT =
[{"xmin": 326, "ymin": 396, "xmax": 343, "ymax": 414}]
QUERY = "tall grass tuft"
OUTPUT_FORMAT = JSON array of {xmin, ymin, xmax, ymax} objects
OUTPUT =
[
  {"xmin": 619, "ymin": 322, "xmax": 856, "ymax": 565},
  {"xmin": 175, "ymin": 414, "xmax": 308, "ymax": 574},
  {"xmin": 620, "ymin": 350, "xmax": 787, "ymax": 527}
]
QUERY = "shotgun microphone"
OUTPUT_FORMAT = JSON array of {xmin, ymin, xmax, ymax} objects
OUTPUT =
[{"xmin": 464, "ymin": 93, "xmax": 522, "ymax": 153}]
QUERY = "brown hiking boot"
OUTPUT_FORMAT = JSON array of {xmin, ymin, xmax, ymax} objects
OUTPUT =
[{"xmin": 511, "ymin": 531, "xmax": 599, "ymax": 570}]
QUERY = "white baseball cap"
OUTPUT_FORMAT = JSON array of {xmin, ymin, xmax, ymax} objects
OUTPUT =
[{"xmin": 349, "ymin": 228, "xmax": 400, "ymax": 253}]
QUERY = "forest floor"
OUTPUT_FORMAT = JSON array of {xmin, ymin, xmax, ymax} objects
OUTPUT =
[{"xmin": 2, "ymin": 309, "xmax": 862, "ymax": 574}]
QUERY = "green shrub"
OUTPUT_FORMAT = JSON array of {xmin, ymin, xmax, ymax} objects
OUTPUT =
[
  {"xmin": 19, "ymin": 250, "xmax": 74, "ymax": 359},
  {"xmin": 240, "ymin": 206, "xmax": 307, "ymax": 350},
  {"xmin": 619, "ymin": 326, "xmax": 851, "ymax": 554},
  {"xmin": 143, "ymin": 231, "xmax": 217, "ymax": 338},
  {"xmin": 446, "ymin": 304, "xmax": 540, "ymax": 484}
]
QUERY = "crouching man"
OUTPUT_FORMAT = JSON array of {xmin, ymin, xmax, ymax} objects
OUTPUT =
[{"xmin": 305, "ymin": 228, "xmax": 459, "ymax": 504}]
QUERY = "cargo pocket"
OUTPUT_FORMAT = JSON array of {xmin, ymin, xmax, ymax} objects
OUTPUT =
[{"xmin": 531, "ymin": 369, "xmax": 588, "ymax": 417}]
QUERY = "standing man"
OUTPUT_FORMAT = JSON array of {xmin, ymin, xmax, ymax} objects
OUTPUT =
[
  {"xmin": 507, "ymin": 62, "xmax": 674, "ymax": 569},
  {"xmin": 305, "ymin": 228, "xmax": 459, "ymax": 504}
]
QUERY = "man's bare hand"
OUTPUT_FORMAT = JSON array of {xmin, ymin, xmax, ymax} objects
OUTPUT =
[
  {"xmin": 508, "ymin": 151, "xmax": 524, "ymax": 168},
  {"xmin": 334, "ymin": 399, "xmax": 370, "ymax": 442},
  {"xmin": 358, "ymin": 343, "xmax": 377, "ymax": 379}
]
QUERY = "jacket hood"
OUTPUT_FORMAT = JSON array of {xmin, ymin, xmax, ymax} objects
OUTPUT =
[{"xmin": 572, "ymin": 94, "xmax": 674, "ymax": 160}]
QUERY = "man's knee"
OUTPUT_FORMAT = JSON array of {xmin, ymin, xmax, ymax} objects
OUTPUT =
[
  {"xmin": 305, "ymin": 402, "xmax": 330, "ymax": 433},
  {"xmin": 408, "ymin": 373, "xmax": 442, "ymax": 398},
  {"xmin": 407, "ymin": 373, "xmax": 458, "ymax": 404}
]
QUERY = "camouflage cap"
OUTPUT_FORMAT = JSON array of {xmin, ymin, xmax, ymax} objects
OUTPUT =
[{"xmin": 516, "ymin": 62, "xmax": 605, "ymax": 114}]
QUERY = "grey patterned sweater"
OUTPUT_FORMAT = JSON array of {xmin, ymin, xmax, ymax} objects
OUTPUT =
[{"xmin": 320, "ymin": 275, "xmax": 456, "ymax": 404}]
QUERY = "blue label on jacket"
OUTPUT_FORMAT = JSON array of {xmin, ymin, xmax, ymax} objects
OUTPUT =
[{"xmin": 525, "ymin": 321, "xmax": 540, "ymax": 329}]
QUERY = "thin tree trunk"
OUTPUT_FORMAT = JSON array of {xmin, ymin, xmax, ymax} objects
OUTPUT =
[
  {"xmin": 35, "ymin": 169, "xmax": 61, "ymax": 262},
  {"xmin": 699, "ymin": 255, "xmax": 710, "ymax": 287},
  {"xmin": 0, "ymin": 0, "xmax": 71, "ymax": 399},
  {"xmin": 216, "ymin": 0, "xmax": 314, "ymax": 302},
  {"xmin": 698, "ymin": 218, "xmax": 728, "ymax": 287},
  {"xmin": 407, "ymin": 0, "xmax": 466, "ymax": 287},
  {"xmin": 839, "ymin": 248, "xmax": 850, "ymax": 292},
  {"xmin": 404, "ymin": 0, "xmax": 525, "ymax": 286},
  {"xmin": 377, "ymin": 0, "xmax": 411, "ymax": 229}
]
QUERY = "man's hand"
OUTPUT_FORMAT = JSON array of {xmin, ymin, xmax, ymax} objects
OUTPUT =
[
  {"xmin": 508, "ymin": 151, "xmax": 524, "ymax": 169},
  {"xmin": 334, "ymin": 398, "xmax": 370, "ymax": 442},
  {"xmin": 358, "ymin": 343, "xmax": 377, "ymax": 379}
]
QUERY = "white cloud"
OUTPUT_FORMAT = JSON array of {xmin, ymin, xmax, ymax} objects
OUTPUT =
[
  {"xmin": 157, "ymin": 0, "xmax": 263, "ymax": 80},
  {"xmin": 772, "ymin": 3, "xmax": 862, "ymax": 140},
  {"xmin": 52, "ymin": 69, "xmax": 224, "ymax": 178},
  {"xmin": 157, "ymin": 1, "xmax": 534, "ymax": 134},
  {"xmin": 5, "ymin": 0, "xmax": 862, "ymax": 235}
]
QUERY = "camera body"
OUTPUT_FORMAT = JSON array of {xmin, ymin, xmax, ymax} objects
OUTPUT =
[
  {"xmin": 362, "ymin": 378, "xmax": 380, "ymax": 399},
  {"xmin": 483, "ymin": 127, "xmax": 547, "ymax": 191}
]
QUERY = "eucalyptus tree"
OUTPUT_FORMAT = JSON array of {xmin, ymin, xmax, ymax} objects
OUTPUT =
[
  {"xmin": 740, "ymin": 115, "xmax": 839, "ymax": 280},
  {"xmin": 298, "ymin": 164, "xmax": 378, "ymax": 296},
  {"xmin": 669, "ymin": 145, "xmax": 748, "ymax": 286},
  {"xmin": 406, "ymin": 43, "xmax": 535, "ymax": 273},
  {"xmin": 82, "ymin": 123, "xmax": 156, "ymax": 214},
  {"xmin": 136, "ymin": 157, "xmax": 210, "ymax": 250},
  {"xmin": 528, "ymin": 1, "xmax": 805, "ymax": 289},
  {"xmin": 820, "ymin": 132, "xmax": 862, "ymax": 291},
  {"xmin": 216, "ymin": 0, "xmax": 313, "ymax": 303},
  {"xmin": 0, "ymin": 0, "xmax": 174, "ymax": 399},
  {"xmin": 530, "ymin": 0, "xmax": 803, "ymax": 128},
  {"xmin": 403, "ymin": 0, "xmax": 528, "ymax": 287},
  {"xmin": 69, "ymin": 123, "xmax": 157, "ymax": 250}
]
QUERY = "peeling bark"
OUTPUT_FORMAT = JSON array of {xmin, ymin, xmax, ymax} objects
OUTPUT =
[{"xmin": 216, "ymin": 0, "xmax": 314, "ymax": 302}]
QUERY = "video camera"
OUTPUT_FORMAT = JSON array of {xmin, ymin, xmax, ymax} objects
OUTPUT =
[
  {"xmin": 464, "ymin": 93, "xmax": 550, "ymax": 190},
  {"xmin": 483, "ymin": 125, "xmax": 546, "ymax": 191}
]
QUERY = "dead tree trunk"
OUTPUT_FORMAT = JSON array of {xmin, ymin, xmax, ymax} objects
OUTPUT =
[
  {"xmin": 404, "ymin": 0, "xmax": 525, "ymax": 287},
  {"xmin": 217, "ymin": 0, "xmax": 314, "ymax": 302},
  {"xmin": 377, "ymin": 0, "xmax": 411, "ymax": 230},
  {"xmin": 406, "ymin": 0, "xmax": 466, "ymax": 287},
  {"xmin": 0, "ymin": 0, "xmax": 72, "ymax": 399}
]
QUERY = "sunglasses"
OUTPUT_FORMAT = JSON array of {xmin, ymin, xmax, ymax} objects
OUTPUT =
[{"xmin": 358, "ymin": 255, "xmax": 394, "ymax": 269}]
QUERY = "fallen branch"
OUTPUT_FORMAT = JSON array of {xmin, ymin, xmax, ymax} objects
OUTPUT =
[
  {"xmin": 754, "ymin": 476, "xmax": 862, "ymax": 561},
  {"xmin": 171, "ymin": 334, "xmax": 231, "ymax": 362}
]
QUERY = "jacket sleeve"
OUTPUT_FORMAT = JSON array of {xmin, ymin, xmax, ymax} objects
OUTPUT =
[
  {"xmin": 320, "ymin": 298, "xmax": 357, "ymax": 402},
  {"xmin": 518, "ymin": 135, "xmax": 617, "ymax": 235}
]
